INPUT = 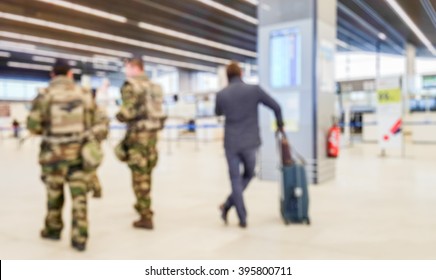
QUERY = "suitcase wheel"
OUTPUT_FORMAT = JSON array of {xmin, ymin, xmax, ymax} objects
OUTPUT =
[{"xmin": 282, "ymin": 218, "xmax": 290, "ymax": 225}]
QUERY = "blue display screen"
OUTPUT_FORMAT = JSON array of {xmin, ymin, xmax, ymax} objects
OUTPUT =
[{"xmin": 270, "ymin": 28, "xmax": 300, "ymax": 89}]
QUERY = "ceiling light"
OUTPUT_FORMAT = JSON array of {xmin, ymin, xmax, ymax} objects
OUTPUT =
[
  {"xmin": 35, "ymin": 0, "xmax": 127, "ymax": 23},
  {"xmin": 92, "ymin": 63, "xmax": 119, "ymax": 71},
  {"xmin": 34, "ymin": 0, "xmax": 255, "ymax": 57},
  {"xmin": 336, "ymin": 39, "xmax": 349, "ymax": 49},
  {"xmin": 0, "ymin": 51, "xmax": 11, "ymax": 57},
  {"xmin": 7, "ymin": 61, "xmax": 82, "ymax": 74},
  {"xmin": 156, "ymin": 65, "xmax": 177, "ymax": 72},
  {"xmin": 196, "ymin": 0, "xmax": 258, "ymax": 25},
  {"xmin": 0, "ymin": 31, "xmax": 132, "ymax": 58},
  {"xmin": 385, "ymin": 0, "xmax": 436, "ymax": 55},
  {"xmin": 0, "ymin": 12, "xmax": 231, "ymax": 65},
  {"xmin": 378, "ymin": 32, "xmax": 387, "ymax": 40},
  {"xmin": 143, "ymin": 56, "xmax": 217, "ymax": 72},
  {"xmin": 0, "ymin": 40, "xmax": 36, "ymax": 50},
  {"xmin": 93, "ymin": 55, "xmax": 124, "ymax": 66},
  {"xmin": 32, "ymin": 56, "xmax": 56, "ymax": 63},
  {"xmin": 0, "ymin": 40, "xmax": 121, "ymax": 64},
  {"xmin": 8, "ymin": 61, "xmax": 52, "ymax": 71},
  {"xmin": 244, "ymin": 0, "xmax": 259, "ymax": 5},
  {"xmin": 138, "ymin": 22, "xmax": 256, "ymax": 57}
]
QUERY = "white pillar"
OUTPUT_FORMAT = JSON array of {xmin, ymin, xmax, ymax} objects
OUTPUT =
[
  {"xmin": 217, "ymin": 66, "xmax": 228, "ymax": 89},
  {"xmin": 404, "ymin": 44, "xmax": 416, "ymax": 115}
]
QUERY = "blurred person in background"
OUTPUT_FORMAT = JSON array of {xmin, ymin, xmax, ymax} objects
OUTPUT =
[
  {"xmin": 27, "ymin": 59, "xmax": 100, "ymax": 251},
  {"xmin": 215, "ymin": 61, "xmax": 284, "ymax": 228},
  {"xmin": 12, "ymin": 119, "xmax": 20, "ymax": 138},
  {"xmin": 115, "ymin": 58, "xmax": 166, "ymax": 230}
]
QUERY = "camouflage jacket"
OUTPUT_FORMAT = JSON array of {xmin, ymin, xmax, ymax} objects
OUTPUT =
[
  {"xmin": 116, "ymin": 74, "xmax": 166, "ymax": 132},
  {"xmin": 27, "ymin": 76, "xmax": 98, "ymax": 139}
]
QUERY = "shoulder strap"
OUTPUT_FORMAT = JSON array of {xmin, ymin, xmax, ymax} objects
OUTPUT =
[
  {"xmin": 127, "ymin": 78, "xmax": 149, "ymax": 118},
  {"xmin": 79, "ymin": 87, "xmax": 94, "ymax": 131},
  {"xmin": 126, "ymin": 78, "xmax": 142, "ymax": 93}
]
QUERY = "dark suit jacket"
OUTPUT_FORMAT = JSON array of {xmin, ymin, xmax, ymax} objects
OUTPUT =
[{"xmin": 215, "ymin": 77, "xmax": 283, "ymax": 152}]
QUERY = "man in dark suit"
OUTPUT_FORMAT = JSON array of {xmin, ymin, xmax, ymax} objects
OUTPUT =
[{"xmin": 215, "ymin": 61, "xmax": 284, "ymax": 228}]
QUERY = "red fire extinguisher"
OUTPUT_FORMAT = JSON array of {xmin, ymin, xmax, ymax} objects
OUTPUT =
[{"xmin": 327, "ymin": 122, "xmax": 340, "ymax": 158}]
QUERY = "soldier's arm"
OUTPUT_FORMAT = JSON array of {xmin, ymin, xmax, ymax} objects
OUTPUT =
[
  {"xmin": 116, "ymin": 82, "xmax": 136, "ymax": 123},
  {"xmin": 91, "ymin": 107, "xmax": 110, "ymax": 142},
  {"xmin": 26, "ymin": 90, "xmax": 48, "ymax": 135}
]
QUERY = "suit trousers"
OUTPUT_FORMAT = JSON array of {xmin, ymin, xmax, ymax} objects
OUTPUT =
[{"xmin": 223, "ymin": 147, "xmax": 257, "ymax": 224}]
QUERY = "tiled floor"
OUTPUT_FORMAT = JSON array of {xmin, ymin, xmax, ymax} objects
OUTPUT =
[{"xmin": 0, "ymin": 136, "xmax": 435, "ymax": 259}]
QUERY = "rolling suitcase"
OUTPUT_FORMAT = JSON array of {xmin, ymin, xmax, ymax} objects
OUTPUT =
[{"xmin": 277, "ymin": 132, "xmax": 311, "ymax": 225}]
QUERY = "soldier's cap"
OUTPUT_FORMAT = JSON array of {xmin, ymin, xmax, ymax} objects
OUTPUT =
[{"xmin": 52, "ymin": 59, "xmax": 72, "ymax": 75}]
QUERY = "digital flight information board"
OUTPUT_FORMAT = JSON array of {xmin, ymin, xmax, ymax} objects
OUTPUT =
[{"xmin": 269, "ymin": 28, "xmax": 301, "ymax": 89}]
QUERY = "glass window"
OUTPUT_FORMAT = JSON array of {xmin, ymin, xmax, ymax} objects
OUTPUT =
[
  {"xmin": 192, "ymin": 72, "xmax": 218, "ymax": 92},
  {"xmin": 5, "ymin": 81, "xmax": 25, "ymax": 100},
  {"xmin": 0, "ymin": 79, "xmax": 47, "ymax": 100}
]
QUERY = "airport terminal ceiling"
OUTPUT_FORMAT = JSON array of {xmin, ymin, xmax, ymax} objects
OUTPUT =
[
  {"xmin": 337, "ymin": 0, "xmax": 436, "ymax": 56},
  {"xmin": 0, "ymin": 0, "xmax": 435, "ymax": 79}
]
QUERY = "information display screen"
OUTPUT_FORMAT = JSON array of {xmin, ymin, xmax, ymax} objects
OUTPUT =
[
  {"xmin": 423, "ymin": 75, "xmax": 436, "ymax": 89},
  {"xmin": 270, "ymin": 28, "xmax": 300, "ymax": 89}
]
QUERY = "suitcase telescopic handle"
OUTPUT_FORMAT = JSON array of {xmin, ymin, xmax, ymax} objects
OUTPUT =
[{"xmin": 276, "ymin": 131, "xmax": 307, "ymax": 166}]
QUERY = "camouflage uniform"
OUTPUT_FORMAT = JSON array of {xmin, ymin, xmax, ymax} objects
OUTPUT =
[
  {"xmin": 27, "ymin": 76, "xmax": 97, "ymax": 247},
  {"xmin": 116, "ymin": 74, "xmax": 164, "ymax": 221},
  {"xmin": 87, "ymin": 105, "xmax": 110, "ymax": 196}
]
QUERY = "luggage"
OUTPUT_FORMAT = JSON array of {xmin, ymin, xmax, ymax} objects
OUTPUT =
[{"xmin": 277, "ymin": 132, "xmax": 310, "ymax": 225}]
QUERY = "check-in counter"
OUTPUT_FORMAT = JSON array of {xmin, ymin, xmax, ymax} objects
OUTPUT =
[
  {"xmin": 409, "ymin": 113, "xmax": 436, "ymax": 143},
  {"xmin": 162, "ymin": 118, "xmax": 184, "ymax": 140},
  {"xmin": 196, "ymin": 117, "xmax": 223, "ymax": 141},
  {"xmin": 362, "ymin": 113, "xmax": 378, "ymax": 142}
]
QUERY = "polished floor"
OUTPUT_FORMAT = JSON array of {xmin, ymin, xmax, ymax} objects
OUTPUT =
[{"xmin": 0, "ymin": 135, "xmax": 435, "ymax": 260}]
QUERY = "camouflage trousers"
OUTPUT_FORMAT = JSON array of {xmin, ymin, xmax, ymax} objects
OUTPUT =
[
  {"xmin": 41, "ymin": 162, "xmax": 88, "ymax": 245},
  {"xmin": 125, "ymin": 131, "xmax": 158, "ymax": 219},
  {"xmin": 87, "ymin": 171, "xmax": 102, "ymax": 193}
]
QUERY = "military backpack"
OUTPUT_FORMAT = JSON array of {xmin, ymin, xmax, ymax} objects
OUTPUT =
[
  {"xmin": 44, "ymin": 84, "xmax": 88, "ymax": 136},
  {"xmin": 127, "ymin": 78, "xmax": 167, "ymax": 131}
]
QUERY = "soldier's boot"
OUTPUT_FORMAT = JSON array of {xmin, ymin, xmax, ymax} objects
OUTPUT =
[
  {"xmin": 40, "ymin": 229, "xmax": 61, "ymax": 241},
  {"xmin": 133, "ymin": 216, "xmax": 153, "ymax": 230},
  {"xmin": 93, "ymin": 189, "xmax": 102, "ymax": 198},
  {"xmin": 71, "ymin": 240, "xmax": 86, "ymax": 252}
]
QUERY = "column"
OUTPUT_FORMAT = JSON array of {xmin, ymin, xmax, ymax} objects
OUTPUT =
[
  {"xmin": 257, "ymin": 0, "xmax": 337, "ymax": 184},
  {"xmin": 404, "ymin": 44, "xmax": 416, "ymax": 115}
]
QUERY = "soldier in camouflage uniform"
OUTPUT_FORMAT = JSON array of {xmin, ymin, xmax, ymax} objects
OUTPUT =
[
  {"xmin": 115, "ymin": 58, "xmax": 166, "ymax": 230},
  {"xmin": 87, "ymin": 89, "xmax": 110, "ymax": 198},
  {"xmin": 27, "ymin": 60, "xmax": 99, "ymax": 251}
]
